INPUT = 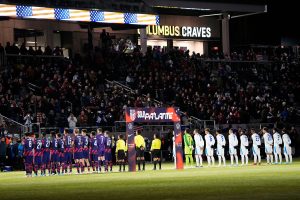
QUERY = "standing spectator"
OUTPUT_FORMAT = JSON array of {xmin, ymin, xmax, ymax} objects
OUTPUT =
[
  {"xmin": 78, "ymin": 110, "xmax": 88, "ymax": 127},
  {"xmin": 0, "ymin": 136, "xmax": 7, "ymax": 171},
  {"xmin": 290, "ymin": 127, "xmax": 298, "ymax": 156},
  {"xmin": 24, "ymin": 113, "xmax": 33, "ymax": 133},
  {"xmin": 67, "ymin": 113, "xmax": 77, "ymax": 129}
]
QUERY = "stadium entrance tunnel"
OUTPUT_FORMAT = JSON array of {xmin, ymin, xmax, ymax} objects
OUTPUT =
[{"xmin": 125, "ymin": 107, "xmax": 184, "ymax": 172}]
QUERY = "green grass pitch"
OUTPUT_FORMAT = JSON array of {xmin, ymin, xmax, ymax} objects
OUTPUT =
[{"xmin": 1, "ymin": 161, "xmax": 300, "ymax": 200}]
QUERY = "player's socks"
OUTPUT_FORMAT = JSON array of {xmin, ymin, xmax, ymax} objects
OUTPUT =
[
  {"xmin": 196, "ymin": 156, "xmax": 200, "ymax": 167},
  {"xmin": 274, "ymin": 154, "xmax": 278, "ymax": 163},
  {"xmin": 119, "ymin": 162, "xmax": 122, "ymax": 172},
  {"xmin": 207, "ymin": 156, "xmax": 211, "ymax": 166},
  {"xmin": 159, "ymin": 161, "xmax": 161, "ymax": 170},
  {"xmin": 57, "ymin": 163, "xmax": 61, "ymax": 174},
  {"xmin": 200, "ymin": 156, "xmax": 203, "ymax": 166},
  {"xmin": 245, "ymin": 155, "xmax": 248, "ymax": 165},
  {"xmin": 230, "ymin": 155, "xmax": 234, "ymax": 165},
  {"xmin": 76, "ymin": 162, "xmax": 80, "ymax": 173},
  {"xmin": 241, "ymin": 156, "xmax": 244, "ymax": 165},
  {"xmin": 235, "ymin": 155, "xmax": 238, "ymax": 165},
  {"xmin": 289, "ymin": 154, "xmax": 292, "ymax": 163},
  {"xmin": 123, "ymin": 163, "xmax": 126, "ymax": 172},
  {"xmin": 80, "ymin": 162, "xmax": 84, "ymax": 173},
  {"xmin": 105, "ymin": 161, "xmax": 108, "ymax": 171},
  {"xmin": 142, "ymin": 161, "xmax": 145, "ymax": 170},
  {"xmin": 217, "ymin": 156, "xmax": 221, "ymax": 166},
  {"xmin": 279, "ymin": 154, "xmax": 282, "ymax": 164},
  {"xmin": 270, "ymin": 155, "xmax": 274, "ymax": 164},
  {"xmin": 211, "ymin": 156, "xmax": 215, "ymax": 166},
  {"xmin": 222, "ymin": 156, "xmax": 226, "ymax": 166},
  {"xmin": 153, "ymin": 160, "xmax": 157, "ymax": 170},
  {"xmin": 137, "ymin": 161, "xmax": 141, "ymax": 170},
  {"xmin": 266, "ymin": 155, "xmax": 270, "ymax": 164}
]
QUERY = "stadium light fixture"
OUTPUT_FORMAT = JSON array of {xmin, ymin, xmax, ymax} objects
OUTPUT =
[{"xmin": 198, "ymin": 13, "xmax": 222, "ymax": 18}]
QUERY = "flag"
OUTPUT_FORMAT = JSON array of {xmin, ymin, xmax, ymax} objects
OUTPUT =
[
  {"xmin": 124, "ymin": 13, "xmax": 137, "ymax": 24},
  {"xmin": 0, "ymin": 4, "xmax": 16, "ymax": 17},
  {"xmin": 30, "ymin": 6, "xmax": 55, "ymax": 19},
  {"xmin": 68, "ymin": 9, "xmax": 90, "ymax": 22},
  {"xmin": 104, "ymin": 11, "xmax": 124, "ymax": 23},
  {"xmin": 90, "ymin": 10, "xmax": 105, "ymax": 22},
  {"xmin": 16, "ymin": 5, "xmax": 32, "ymax": 17},
  {"xmin": 54, "ymin": 8, "xmax": 70, "ymax": 20}
]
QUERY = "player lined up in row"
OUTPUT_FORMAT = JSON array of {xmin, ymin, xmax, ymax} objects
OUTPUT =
[
  {"xmin": 22, "ymin": 128, "xmax": 161, "ymax": 177},
  {"xmin": 180, "ymin": 127, "xmax": 293, "ymax": 168}
]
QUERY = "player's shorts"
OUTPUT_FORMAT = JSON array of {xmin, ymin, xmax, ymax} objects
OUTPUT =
[
  {"xmin": 205, "ymin": 147, "xmax": 214, "ymax": 156},
  {"xmin": 24, "ymin": 156, "xmax": 33, "ymax": 164},
  {"xmin": 83, "ymin": 150, "xmax": 89, "ymax": 159},
  {"xmin": 265, "ymin": 145, "xmax": 272, "ymax": 154},
  {"xmin": 74, "ymin": 152, "xmax": 83, "ymax": 160},
  {"xmin": 91, "ymin": 154, "xmax": 99, "ymax": 162},
  {"xmin": 152, "ymin": 149, "xmax": 161, "ymax": 159},
  {"xmin": 216, "ymin": 147, "xmax": 224, "ymax": 156},
  {"xmin": 117, "ymin": 150, "xmax": 125, "ymax": 160},
  {"xmin": 105, "ymin": 152, "xmax": 112, "ymax": 161},
  {"xmin": 195, "ymin": 147, "xmax": 203, "ymax": 155},
  {"xmin": 98, "ymin": 149, "xmax": 105, "ymax": 157},
  {"xmin": 284, "ymin": 145, "xmax": 291, "ymax": 155},
  {"xmin": 42, "ymin": 151, "xmax": 50, "ymax": 164},
  {"xmin": 34, "ymin": 156, "xmax": 42, "ymax": 165},
  {"xmin": 273, "ymin": 145, "xmax": 282, "ymax": 154},
  {"xmin": 229, "ymin": 146, "xmax": 237, "ymax": 155},
  {"xmin": 252, "ymin": 146, "xmax": 260, "ymax": 156},
  {"xmin": 240, "ymin": 146, "xmax": 248, "ymax": 156},
  {"xmin": 64, "ymin": 152, "xmax": 72, "ymax": 162},
  {"xmin": 51, "ymin": 152, "xmax": 59, "ymax": 162},
  {"xmin": 136, "ymin": 147, "xmax": 145, "ymax": 158},
  {"xmin": 58, "ymin": 152, "xmax": 65, "ymax": 162}
]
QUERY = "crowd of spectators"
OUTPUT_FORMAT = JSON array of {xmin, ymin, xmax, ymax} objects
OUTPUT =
[{"xmin": 0, "ymin": 42, "xmax": 299, "ymax": 131}]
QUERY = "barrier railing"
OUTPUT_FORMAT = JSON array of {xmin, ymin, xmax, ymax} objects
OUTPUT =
[{"xmin": 0, "ymin": 114, "xmax": 26, "ymax": 137}]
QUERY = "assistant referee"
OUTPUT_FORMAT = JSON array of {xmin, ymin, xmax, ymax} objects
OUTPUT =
[
  {"xmin": 116, "ymin": 134, "xmax": 127, "ymax": 172},
  {"xmin": 150, "ymin": 133, "xmax": 162, "ymax": 170},
  {"xmin": 134, "ymin": 130, "xmax": 146, "ymax": 171}
]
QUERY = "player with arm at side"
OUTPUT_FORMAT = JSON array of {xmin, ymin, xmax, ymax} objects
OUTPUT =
[
  {"xmin": 183, "ymin": 128, "xmax": 194, "ymax": 168},
  {"xmin": 262, "ymin": 127, "xmax": 274, "ymax": 164},
  {"xmin": 63, "ymin": 128, "xmax": 73, "ymax": 174},
  {"xmin": 42, "ymin": 133, "xmax": 51, "ymax": 176},
  {"xmin": 251, "ymin": 129, "xmax": 261, "ymax": 165},
  {"xmin": 33, "ymin": 134, "xmax": 43, "ymax": 176},
  {"xmin": 134, "ymin": 130, "xmax": 146, "ymax": 171},
  {"xmin": 116, "ymin": 134, "xmax": 127, "ymax": 172},
  {"xmin": 240, "ymin": 130, "xmax": 249, "ymax": 166},
  {"xmin": 50, "ymin": 131, "xmax": 59, "ymax": 175},
  {"xmin": 97, "ymin": 128, "xmax": 106, "ymax": 172},
  {"xmin": 82, "ymin": 129, "xmax": 91, "ymax": 173},
  {"xmin": 273, "ymin": 128, "xmax": 283, "ymax": 164},
  {"xmin": 73, "ymin": 128, "xmax": 84, "ymax": 174},
  {"xmin": 104, "ymin": 131, "xmax": 113, "ymax": 172},
  {"xmin": 194, "ymin": 129, "xmax": 204, "ymax": 167},
  {"xmin": 90, "ymin": 131, "xmax": 99, "ymax": 173},
  {"xmin": 282, "ymin": 128, "xmax": 292, "ymax": 164},
  {"xmin": 228, "ymin": 129, "xmax": 239, "ymax": 166},
  {"xmin": 23, "ymin": 133, "xmax": 34, "ymax": 177},
  {"xmin": 216, "ymin": 130, "xmax": 226, "ymax": 167},
  {"xmin": 204, "ymin": 128, "xmax": 215, "ymax": 167}
]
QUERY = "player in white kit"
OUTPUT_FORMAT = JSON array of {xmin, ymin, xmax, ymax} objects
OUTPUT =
[
  {"xmin": 282, "ymin": 129, "xmax": 292, "ymax": 164},
  {"xmin": 204, "ymin": 128, "xmax": 215, "ymax": 167},
  {"xmin": 228, "ymin": 129, "xmax": 239, "ymax": 166},
  {"xmin": 272, "ymin": 128, "xmax": 283, "ymax": 164},
  {"xmin": 251, "ymin": 129, "xmax": 261, "ymax": 165},
  {"xmin": 216, "ymin": 130, "xmax": 226, "ymax": 166},
  {"xmin": 194, "ymin": 129, "xmax": 204, "ymax": 167},
  {"xmin": 239, "ymin": 130, "xmax": 249, "ymax": 165},
  {"xmin": 262, "ymin": 127, "xmax": 274, "ymax": 164}
]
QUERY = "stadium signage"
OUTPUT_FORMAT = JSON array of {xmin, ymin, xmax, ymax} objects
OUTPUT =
[
  {"xmin": 139, "ymin": 25, "xmax": 212, "ymax": 38},
  {"xmin": 133, "ymin": 110, "xmax": 174, "ymax": 121}
]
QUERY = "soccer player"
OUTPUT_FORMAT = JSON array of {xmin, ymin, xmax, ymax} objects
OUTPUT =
[
  {"xmin": 183, "ymin": 128, "xmax": 194, "ymax": 167},
  {"xmin": 194, "ymin": 129, "xmax": 204, "ymax": 167},
  {"xmin": 42, "ymin": 133, "xmax": 51, "ymax": 176},
  {"xmin": 204, "ymin": 128, "xmax": 215, "ymax": 167},
  {"xmin": 216, "ymin": 130, "xmax": 226, "ymax": 167},
  {"xmin": 23, "ymin": 133, "xmax": 34, "ymax": 177},
  {"xmin": 104, "ymin": 131, "xmax": 113, "ymax": 172},
  {"xmin": 239, "ymin": 130, "xmax": 249, "ymax": 166},
  {"xmin": 282, "ymin": 129, "xmax": 292, "ymax": 164},
  {"xmin": 150, "ymin": 133, "xmax": 162, "ymax": 170},
  {"xmin": 228, "ymin": 129, "xmax": 238, "ymax": 166},
  {"xmin": 57, "ymin": 133, "xmax": 65, "ymax": 175},
  {"xmin": 50, "ymin": 131, "xmax": 59, "ymax": 175},
  {"xmin": 116, "ymin": 134, "xmax": 127, "ymax": 172},
  {"xmin": 33, "ymin": 133, "xmax": 43, "ymax": 176},
  {"xmin": 63, "ymin": 128, "xmax": 73, "ymax": 174},
  {"xmin": 97, "ymin": 128, "xmax": 106, "ymax": 172},
  {"xmin": 90, "ymin": 131, "xmax": 99, "ymax": 173},
  {"xmin": 134, "ymin": 130, "xmax": 146, "ymax": 171},
  {"xmin": 82, "ymin": 129, "xmax": 90, "ymax": 173},
  {"xmin": 273, "ymin": 128, "xmax": 283, "ymax": 164},
  {"xmin": 262, "ymin": 127, "xmax": 273, "ymax": 164},
  {"xmin": 251, "ymin": 128, "xmax": 261, "ymax": 165},
  {"xmin": 73, "ymin": 128, "xmax": 83, "ymax": 174}
]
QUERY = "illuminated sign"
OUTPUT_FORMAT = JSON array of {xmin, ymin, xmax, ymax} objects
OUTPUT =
[
  {"xmin": 138, "ymin": 25, "xmax": 212, "ymax": 38},
  {"xmin": 0, "ymin": 4, "xmax": 159, "ymax": 25}
]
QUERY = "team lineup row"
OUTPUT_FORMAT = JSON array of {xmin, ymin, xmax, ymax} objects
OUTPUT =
[
  {"xmin": 180, "ymin": 127, "xmax": 293, "ymax": 168},
  {"xmin": 22, "ymin": 128, "xmax": 161, "ymax": 177}
]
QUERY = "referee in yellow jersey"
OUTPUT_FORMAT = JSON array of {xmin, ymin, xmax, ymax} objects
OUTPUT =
[
  {"xmin": 134, "ymin": 130, "xmax": 146, "ymax": 171},
  {"xmin": 116, "ymin": 134, "xmax": 127, "ymax": 172},
  {"xmin": 151, "ymin": 133, "xmax": 162, "ymax": 170}
]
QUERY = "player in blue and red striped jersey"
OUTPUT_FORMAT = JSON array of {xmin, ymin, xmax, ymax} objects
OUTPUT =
[
  {"xmin": 82, "ymin": 129, "xmax": 90, "ymax": 173},
  {"xmin": 57, "ymin": 133, "xmax": 65, "ymax": 175},
  {"xmin": 63, "ymin": 128, "xmax": 73, "ymax": 174},
  {"xmin": 89, "ymin": 131, "xmax": 99, "ymax": 173},
  {"xmin": 42, "ymin": 133, "xmax": 51, "ymax": 176},
  {"xmin": 104, "ymin": 131, "xmax": 113, "ymax": 172},
  {"xmin": 23, "ymin": 133, "xmax": 34, "ymax": 177},
  {"xmin": 33, "ymin": 134, "xmax": 43, "ymax": 176},
  {"xmin": 97, "ymin": 128, "xmax": 106, "ymax": 172},
  {"xmin": 73, "ymin": 128, "xmax": 84, "ymax": 174},
  {"xmin": 50, "ymin": 131, "xmax": 59, "ymax": 175}
]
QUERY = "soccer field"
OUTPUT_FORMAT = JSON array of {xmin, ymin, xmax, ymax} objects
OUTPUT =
[{"xmin": 1, "ymin": 161, "xmax": 300, "ymax": 200}]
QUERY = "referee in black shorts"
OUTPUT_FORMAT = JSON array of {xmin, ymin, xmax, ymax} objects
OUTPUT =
[
  {"xmin": 134, "ymin": 130, "xmax": 146, "ymax": 171},
  {"xmin": 150, "ymin": 133, "xmax": 162, "ymax": 170}
]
